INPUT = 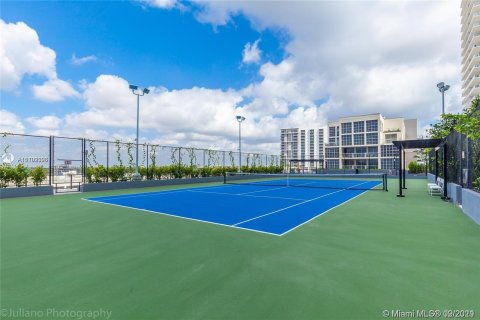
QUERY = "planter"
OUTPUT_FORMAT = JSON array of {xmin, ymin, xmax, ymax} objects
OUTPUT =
[
  {"xmin": 81, "ymin": 176, "xmax": 225, "ymax": 192},
  {"xmin": 0, "ymin": 185, "xmax": 54, "ymax": 199}
]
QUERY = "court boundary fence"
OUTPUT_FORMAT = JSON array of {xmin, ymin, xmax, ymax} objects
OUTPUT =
[{"xmin": 0, "ymin": 132, "xmax": 282, "ymax": 192}]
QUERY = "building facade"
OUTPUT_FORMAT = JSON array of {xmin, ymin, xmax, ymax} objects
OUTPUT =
[
  {"xmin": 461, "ymin": 0, "xmax": 480, "ymax": 107},
  {"xmin": 324, "ymin": 114, "xmax": 417, "ymax": 170},
  {"xmin": 280, "ymin": 128, "xmax": 324, "ymax": 170}
]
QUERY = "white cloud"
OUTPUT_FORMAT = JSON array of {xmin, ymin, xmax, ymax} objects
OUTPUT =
[
  {"xmin": 141, "ymin": 0, "xmax": 177, "ymax": 9},
  {"xmin": 56, "ymin": 73, "xmax": 328, "ymax": 153},
  {"xmin": 242, "ymin": 39, "xmax": 262, "ymax": 64},
  {"xmin": 27, "ymin": 115, "xmax": 62, "ymax": 130},
  {"xmin": 0, "ymin": 109, "xmax": 25, "ymax": 134},
  {"xmin": 71, "ymin": 54, "xmax": 98, "ymax": 65},
  {"xmin": 32, "ymin": 78, "xmax": 80, "ymax": 102},
  {"xmin": 0, "ymin": 19, "xmax": 56, "ymax": 91},
  {"xmin": 188, "ymin": 1, "xmax": 462, "ymax": 123}
]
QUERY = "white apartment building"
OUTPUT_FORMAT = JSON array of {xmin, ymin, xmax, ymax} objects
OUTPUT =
[
  {"xmin": 324, "ymin": 114, "xmax": 417, "ymax": 170},
  {"xmin": 280, "ymin": 128, "xmax": 324, "ymax": 170},
  {"xmin": 461, "ymin": 0, "xmax": 480, "ymax": 107}
]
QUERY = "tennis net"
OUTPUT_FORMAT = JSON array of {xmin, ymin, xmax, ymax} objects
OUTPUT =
[{"xmin": 224, "ymin": 172, "xmax": 388, "ymax": 191}]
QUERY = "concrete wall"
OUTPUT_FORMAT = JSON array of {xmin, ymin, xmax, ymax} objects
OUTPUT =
[
  {"xmin": 447, "ymin": 183, "xmax": 462, "ymax": 206},
  {"xmin": 427, "ymin": 173, "xmax": 436, "ymax": 183},
  {"xmin": 0, "ymin": 185, "xmax": 54, "ymax": 199},
  {"xmin": 461, "ymin": 188, "xmax": 480, "ymax": 224},
  {"xmin": 81, "ymin": 176, "xmax": 224, "ymax": 192}
]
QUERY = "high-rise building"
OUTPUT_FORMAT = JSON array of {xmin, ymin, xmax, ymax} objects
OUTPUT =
[
  {"xmin": 280, "ymin": 128, "xmax": 324, "ymax": 170},
  {"xmin": 324, "ymin": 114, "xmax": 417, "ymax": 170},
  {"xmin": 461, "ymin": 0, "xmax": 480, "ymax": 107}
]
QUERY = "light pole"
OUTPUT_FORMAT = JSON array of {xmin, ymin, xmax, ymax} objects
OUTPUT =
[
  {"xmin": 129, "ymin": 84, "xmax": 150, "ymax": 180},
  {"xmin": 437, "ymin": 82, "xmax": 450, "ymax": 115},
  {"xmin": 236, "ymin": 115, "xmax": 246, "ymax": 172}
]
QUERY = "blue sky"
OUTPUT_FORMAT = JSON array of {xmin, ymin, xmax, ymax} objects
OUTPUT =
[
  {"xmin": 1, "ymin": 1, "xmax": 285, "ymax": 119},
  {"xmin": 0, "ymin": 0, "xmax": 462, "ymax": 153}
]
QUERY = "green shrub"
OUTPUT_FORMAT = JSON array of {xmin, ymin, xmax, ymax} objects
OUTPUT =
[
  {"xmin": 473, "ymin": 177, "xmax": 480, "ymax": 192},
  {"xmin": 109, "ymin": 165, "xmax": 127, "ymax": 182},
  {"xmin": 12, "ymin": 164, "xmax": 29, "ymax": 187},
  {"xmin": 95, "ymin": 165, "xmax": 109, "ymax": 182},
  {"xmin": 408, "ymin": 161, "xmax": 425, "ymax": 174},
  {"xmin": 30, "ymin": 166, "xmax": 47, "ymax": 186},
  {"xmin": 0, "ymin": 164, "xmax": 15, "ymax": 187}
]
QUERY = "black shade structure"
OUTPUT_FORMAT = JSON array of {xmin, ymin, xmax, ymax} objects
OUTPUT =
[{"xmin": 392, "ymin": 139, "xmax": 444, "ymax": 198}]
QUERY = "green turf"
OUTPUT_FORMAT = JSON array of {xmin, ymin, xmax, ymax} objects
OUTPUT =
[{"xmin": 1, "ymin": 180, "xmax": 479, "ymax": 320}]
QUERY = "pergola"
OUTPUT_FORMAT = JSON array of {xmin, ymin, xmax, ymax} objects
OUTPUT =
[{"xmin": 392, "ymin": 139, "xmax": 444, "ymax": 197}]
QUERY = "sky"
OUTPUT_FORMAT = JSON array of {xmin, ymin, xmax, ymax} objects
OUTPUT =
[{"xmin": 0, "ymin": 0, "xmax": 462, "ymax": 154}]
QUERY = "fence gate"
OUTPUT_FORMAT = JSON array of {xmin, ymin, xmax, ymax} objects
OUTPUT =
[{"xmin": 51, "ymin": 136, "xmax": 84, "ymax": 193}]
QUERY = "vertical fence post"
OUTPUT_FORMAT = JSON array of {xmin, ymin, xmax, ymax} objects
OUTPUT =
[
  {"xmin": 443, "ymin": 144, "xmax": 448, "ymax": 199},
  {"xmin": 81, "ymin": 139, "xmax": 85, "ymax": 183},
  {"xmin": 106, "ymin": 141, "xmax": 109, "ymax": 182},
  {"xmin": 146, "ymin": 144, "xmax": 149, "ymax": 180},
  {"xmin": 49, "ymin": 136, "xmax": 52, "ymax": 185},
  {"xmin": 52, "ymin": 136, "xmax": 55, "ymax": 186}
]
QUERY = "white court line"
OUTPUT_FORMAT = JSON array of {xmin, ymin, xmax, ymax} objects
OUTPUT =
[
  {"xmin": 238, "ymin": 185, "xmax": 291, "ymax": 195},
  {"xmin": 85, "ymin": 183, "xmax": 238, "ymax": 201},
  {"xmin": 186, "ymin": 189, "xmax": 307, "ymax": 201},
  {"xmin": 233, "ymin": 181, "xmax": 372, "ymax": 226},
  {"xmin": 81, "ymin": 198, "xmax": 281, "ymax": 237},
  {"xmin": 236, "ymin": 179, "xmax": 321, "ymax": 195}
]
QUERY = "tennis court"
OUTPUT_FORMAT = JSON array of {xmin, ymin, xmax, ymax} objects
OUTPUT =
[{"xmin": 85, "ymin": 173, "xmax": 386, "ymax": 236}]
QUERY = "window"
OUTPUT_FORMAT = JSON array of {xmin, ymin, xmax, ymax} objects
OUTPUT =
[
  {"xmin": 368, "ymin": 146, "xmax": 378, "ymax": 157},
  {"xmin": 354, "ymin": 134, "xmax": 364, "ymax": 145},
  {"xmin": 326, "ymin": 159, "xmax": 339, "ymax": 169},
  {"xmin": 368, "ymin": 159, "xmax": 378, "ymax": 169},
  {"xmin": 381, "ymin": 158, "xmax": 396, "ymax": 169},
  {"xmin": 385, "ymin": 133, "xmax": 397, "ymax": 143},
  {"xmin": 325, "ymin": 147, "xmax": 339, "ymax": 158},
  {"xmin": 342, "ymin": 135, "xmax": 352, "ymax": 146},
  {"xmin": 354, "ymin": 121, "xmax": 364, "ymax": 133},
  {"xmin": 366, "ymin": 133, "xmax": 378, "ymax": 144},
  {"xmin": 329, "ymin": 127, "xmax": 336, "ymax": 138},
  {"xmin": 329, "ymin": 137, "xmax": 336, "ymax": 144},
  {"xmin": 341, "ymin": 122, "xmax": 352, "ymax": 134},
  {"xmin": 366, "ymin": 120, "xmax": 378, "ymax": 132},
  {"xmin": 381, "ymin": 145, "xmax": 398, "ymax": 157}
]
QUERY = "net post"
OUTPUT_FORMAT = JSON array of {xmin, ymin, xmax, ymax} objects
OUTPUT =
[{"xmin": 223, "ymin": 172, "xmax": 227, "ymax": 184}]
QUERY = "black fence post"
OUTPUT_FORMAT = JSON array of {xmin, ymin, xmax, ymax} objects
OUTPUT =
[
  {"xmin": 146, "ymin": 144, "xmax": 149, "ymax": 180},
  {"xmin": 402, "ymin": 148, "xmax": 407, "ymax": 189},
  {"xmin": 397, "ymin": 146, "xmax": 404, "ymax": 197},
  {"xmin": 49, "ymin": 136, "xmax": 52, "ymax": 185},
  {"xmin": 443, "ymin": 144, "xmax": 448, "ymax": 199},
  {"xmin": 52, "ymin": 136, "xmax": 55, "ymax": 186},
  {"xmin": 106, "ymin": 141, "xmax": 109, "ymax": 182}
]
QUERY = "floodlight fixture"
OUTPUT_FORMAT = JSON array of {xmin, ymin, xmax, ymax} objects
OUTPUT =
[
  {"xmin": 129, "ymin": 83, "xmax": 150, "ymax": 180},
  {"xmin": 236, "ymin": 115, "xmax": 246, "ymax": 172},
  {"xmin": 436, "ymin": 82, "xmax": 450, "ymax": 115}
]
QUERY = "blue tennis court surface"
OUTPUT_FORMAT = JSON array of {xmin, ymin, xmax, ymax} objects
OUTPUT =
[{"xmin": 85, "ymin": 179, "xmax": 381, "ymax": 236}]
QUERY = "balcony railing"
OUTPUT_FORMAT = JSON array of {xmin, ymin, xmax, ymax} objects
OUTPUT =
[{"xmin": 342, "ymin": 153, "xmax": 379, "ymax": 158}]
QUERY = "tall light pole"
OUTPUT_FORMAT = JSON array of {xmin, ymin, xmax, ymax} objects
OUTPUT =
[
  {"xmin": 236, "ymin": 115, "xmax": 246, "ymax": 172},
  {"xmin": 129, "ymin": 84, "xmax": 150, "ymax": 180},
  {"xmin": 437, "ymin": 82, "xmax": 450, "ymax": 115}
]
